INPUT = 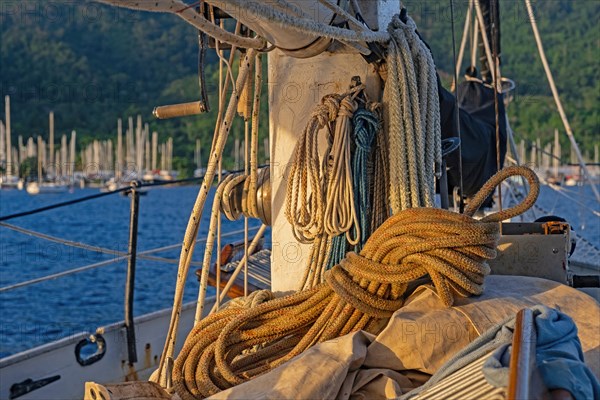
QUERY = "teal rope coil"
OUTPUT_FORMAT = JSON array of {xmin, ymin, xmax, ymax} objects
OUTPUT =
[
  {"xmin": 352, "ymin": 108, "xmax": 379, "ymax": 251},
  {"xmin": 327, "ymin": 107, "xmax": 379, "ymax": 270}
]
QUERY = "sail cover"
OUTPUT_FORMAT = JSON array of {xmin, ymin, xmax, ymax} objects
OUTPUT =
[
  {"xmin": 439, "ymin": 79, "xmax": 508, "ymax": 202},
  {"xmin": 208, "ymin": 276, "xmax": 599, "ymax": 399}
]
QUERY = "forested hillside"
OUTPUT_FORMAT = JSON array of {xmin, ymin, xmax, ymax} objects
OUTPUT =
[
  {"xmin": 410, "ymin": 0, "xmax": 599, "ymax": 157},
  {"xmin": 1, "ymin": 0, "xmax": 598, "ymax": 175}
]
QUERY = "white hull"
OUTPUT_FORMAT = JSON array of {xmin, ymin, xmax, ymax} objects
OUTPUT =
[
  {"xmin": 25, "ymin": 183, "xmax": 69, "ymax": 195},
  {"xmin": 0, "ymin": 300, "xmax": 205, "ymax": 400}
]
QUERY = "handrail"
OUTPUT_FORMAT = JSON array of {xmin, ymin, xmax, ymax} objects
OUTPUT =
[{"xmin": 0, "ymin": 227, "xmax": 259, "ymax": 293}]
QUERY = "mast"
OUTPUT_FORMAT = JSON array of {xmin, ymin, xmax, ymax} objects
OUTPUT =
[
  {"xmin": 37, "ymin": 135, "xmax": 43, "ymax": 184},
  {"xmin": 160, "ymin": 142, "xmax": 166, "ymax": 171},
  {"xmin": 61, "ymin": 134, "xmax": 67, "ymax": 178},
  {"xmin": 263, "ymin": 137, "xmax": 269, "ymax": 163},
  {"xmin": 267, "ymin": 2, "xmax": 397, "ymax": 291},
  {"xmin": 70, "ymin": 130, "xmax": 76, "ymax": 179},
  {"xmin": 144, "ymin": 123, "xmax": 150, "ymax": 173},
  {"xmin": 0, "ymin": 121, "xmax": 5, "ymax": 167},
  {"xmin": 195, "ymin": 139, "xmax": 201, "ymax": 169},
  {"xmin": 136, "ymin": 115, "xmax": 143, "ymax": 174},
  {"xmin": 127, "ymin": 116, "xmax": 134, "ymax": 165},
  {"xmin": 116, "ymin": 119, "xmax": 123, "ymax": 181},
  {"xmin": 18, "ymin": 135, "xmax": 24, "ymax": 166},
  {"xmin": 234, "ymin": 138, "xmax": 240, "ymax": 170},
  {"xmin": 553, "ymin": 129, "xmax": 561, "ymax": 179},
  {"xmin": 26, "ymin": 137, "xmax": 35, "ymax": 159},
  {"xmin": 476, "ymin": 0, "xmax": 500, "ymax": 83},
  {"xmin": 4, "ymin": 96, "xmax": 12, "ymax": 176},
  {"xmin": 49, "ymin": 111, "xmax": 55, "ymax": 169},
  {"xmin": 40, "ymin": 138, "xmax": 46, "ymax": 169},
  {"xmin": 151, "ymin": 131, "xmax": 158, "ymax": 171},
  {"xmin": 167, "ymin": 137, "xmax": 173, "ymax": 172},
  {"xmin": 145, "ymin": 140, "xmax": 150, "ymax": 173}
]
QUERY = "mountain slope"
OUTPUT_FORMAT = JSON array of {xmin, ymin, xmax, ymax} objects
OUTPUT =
[{"xmin": 1, "ymin": 0, "xmax": 598, "ymax": 174}]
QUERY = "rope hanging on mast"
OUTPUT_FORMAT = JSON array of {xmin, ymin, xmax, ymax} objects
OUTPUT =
[{"xmin": 383, "ymin": 13, "xmax": 441, "ymax": 213}]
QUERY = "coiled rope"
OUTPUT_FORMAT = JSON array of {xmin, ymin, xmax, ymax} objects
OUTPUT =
[
  {"xmin": 173, "ymin": 165, "xmax": 540, "ymax": 399},
  {"xmin": 383, "ymin": 14, "xmax": 442, "ymax": 213},
  {"xmin": 286, "ymin": 86, "xmax": 376, "ymax": 288},
  {"xmin": 327, "ymin": 107, "xmax": 380, "ymax": 269},
  {"xmin": 323, "ymin": 96, "xmax": 360, "ymax": 245},
  {"xmin": 285, "ymin": 89, "xmax": 362, "ymax": 244},
  {"xmin": 352, "ymin": 108, "xmax": 380, "ymax": 250}
]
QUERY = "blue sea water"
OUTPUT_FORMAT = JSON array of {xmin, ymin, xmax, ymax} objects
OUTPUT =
[
  {"xmin": 0, "ymin": 184, "xmax": 597, "ymax": 358},
  {"xmin": 0, "ymin": 186, "xmax": 262, "ymax": 358}
]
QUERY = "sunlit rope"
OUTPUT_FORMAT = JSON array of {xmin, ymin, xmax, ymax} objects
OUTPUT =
[{"xmin": 173, "ymin": 166, "xmax": 540, "ymax": 399}]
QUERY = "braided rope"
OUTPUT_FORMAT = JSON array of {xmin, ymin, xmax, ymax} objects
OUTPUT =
[
  {"xmin": 352, "ymin": 108, "xmax": 379, "ymax": 250},
  {"xmin": 327, "ymin": 107, "xmax": 379, "ymax": 270},
  {"xmin": 195, "ymin": 174, "xmax": 236, "ymax": 324},
  {"xmin": 248, "ymin": 54, "xmax": 263, "ymax": 219},
  {"xmin": 285, "ymin": 94, "xmax": 357, "ymax": 244},
  {"xmin": 285, "ymin": 95, "xmax": 338, "ymax": 243},
  {"xmin": 323, "ymin": 96, "xmax": 360, "ymax": 244},
  {"xmin": 156, "ymin": 49, "xmax": 257, "ymax": 387},
  {"xmin": 173, "ymin": 166, "xmax": 540, "ymax": 399},
  {"xmin": 370, "ymin": 104, "xmax": 391, "ymax": 231},
  {"xmin": 383, "ymin": 15, "xmax": 441, "ymax": 213}
]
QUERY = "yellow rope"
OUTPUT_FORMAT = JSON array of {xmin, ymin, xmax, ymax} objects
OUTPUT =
[{"xmin": 173, "ymin": 166, "xmax": 539, "ymax": 399}]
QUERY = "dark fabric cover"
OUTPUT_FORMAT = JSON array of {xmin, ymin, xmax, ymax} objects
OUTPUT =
[{"xmin": 438, "ymin": 79, "xmax": 507, "ymax": 199}]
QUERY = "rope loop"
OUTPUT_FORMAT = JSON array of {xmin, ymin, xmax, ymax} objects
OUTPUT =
[{"xmin": 465, "ymin": 165, "xmax": 540, "ymax": 222}]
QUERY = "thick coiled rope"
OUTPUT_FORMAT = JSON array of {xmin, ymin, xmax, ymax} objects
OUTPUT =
[
  {"xmin": 383, "ymin": 14, "xmax": 442, "ymax": 213},
  {"xmin": 173, "ymin": 166, "xmax": 540, "ymax": 399}
]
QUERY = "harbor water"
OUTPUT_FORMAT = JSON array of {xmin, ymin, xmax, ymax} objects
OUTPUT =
[{"xmin": 0, "ymin": 186, "xmax": 262, "ymax": 358}]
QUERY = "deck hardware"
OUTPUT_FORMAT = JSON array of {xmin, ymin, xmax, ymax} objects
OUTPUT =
[
  {"xmin": 9, "ymin": 375, "xmax": 60, "ymax": 399},
  {"xmin": 153, "ymin": 101, "xmax": 207, "ymax": 119},
  {"xmin": 124, "ymin": 184, "xmax": 140, "ymax": 364},
  {"xmin": 440, "ymin": 138, "xmax": 461, "ymax": 209},
  {"xmin": 75, "ymin": 334, "xmax": 106, "ymax": 366}
]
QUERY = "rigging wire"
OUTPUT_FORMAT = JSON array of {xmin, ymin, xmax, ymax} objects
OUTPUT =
[
  {"xmin": 0, "ymin": 167, "xmax": 262, "ymax": 222},
  {"xmin": 0, "ymin": 227, "xmax": 257, "ymax": 294},
  {"xmin": 490, "ymin": 0, "xmax": 503, "ymax": 213},
  {"xmin": 449, "ymin": 0, "xmax": 465, "ymax": 213},
  {"xmin": 523, "ymin": 0, "xmax": 600, "ymax": 203}
]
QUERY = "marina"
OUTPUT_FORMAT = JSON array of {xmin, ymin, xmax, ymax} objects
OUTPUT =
[{"xmin": 1, "ymin": 0, "xmax": 599, "ymax": 399}]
